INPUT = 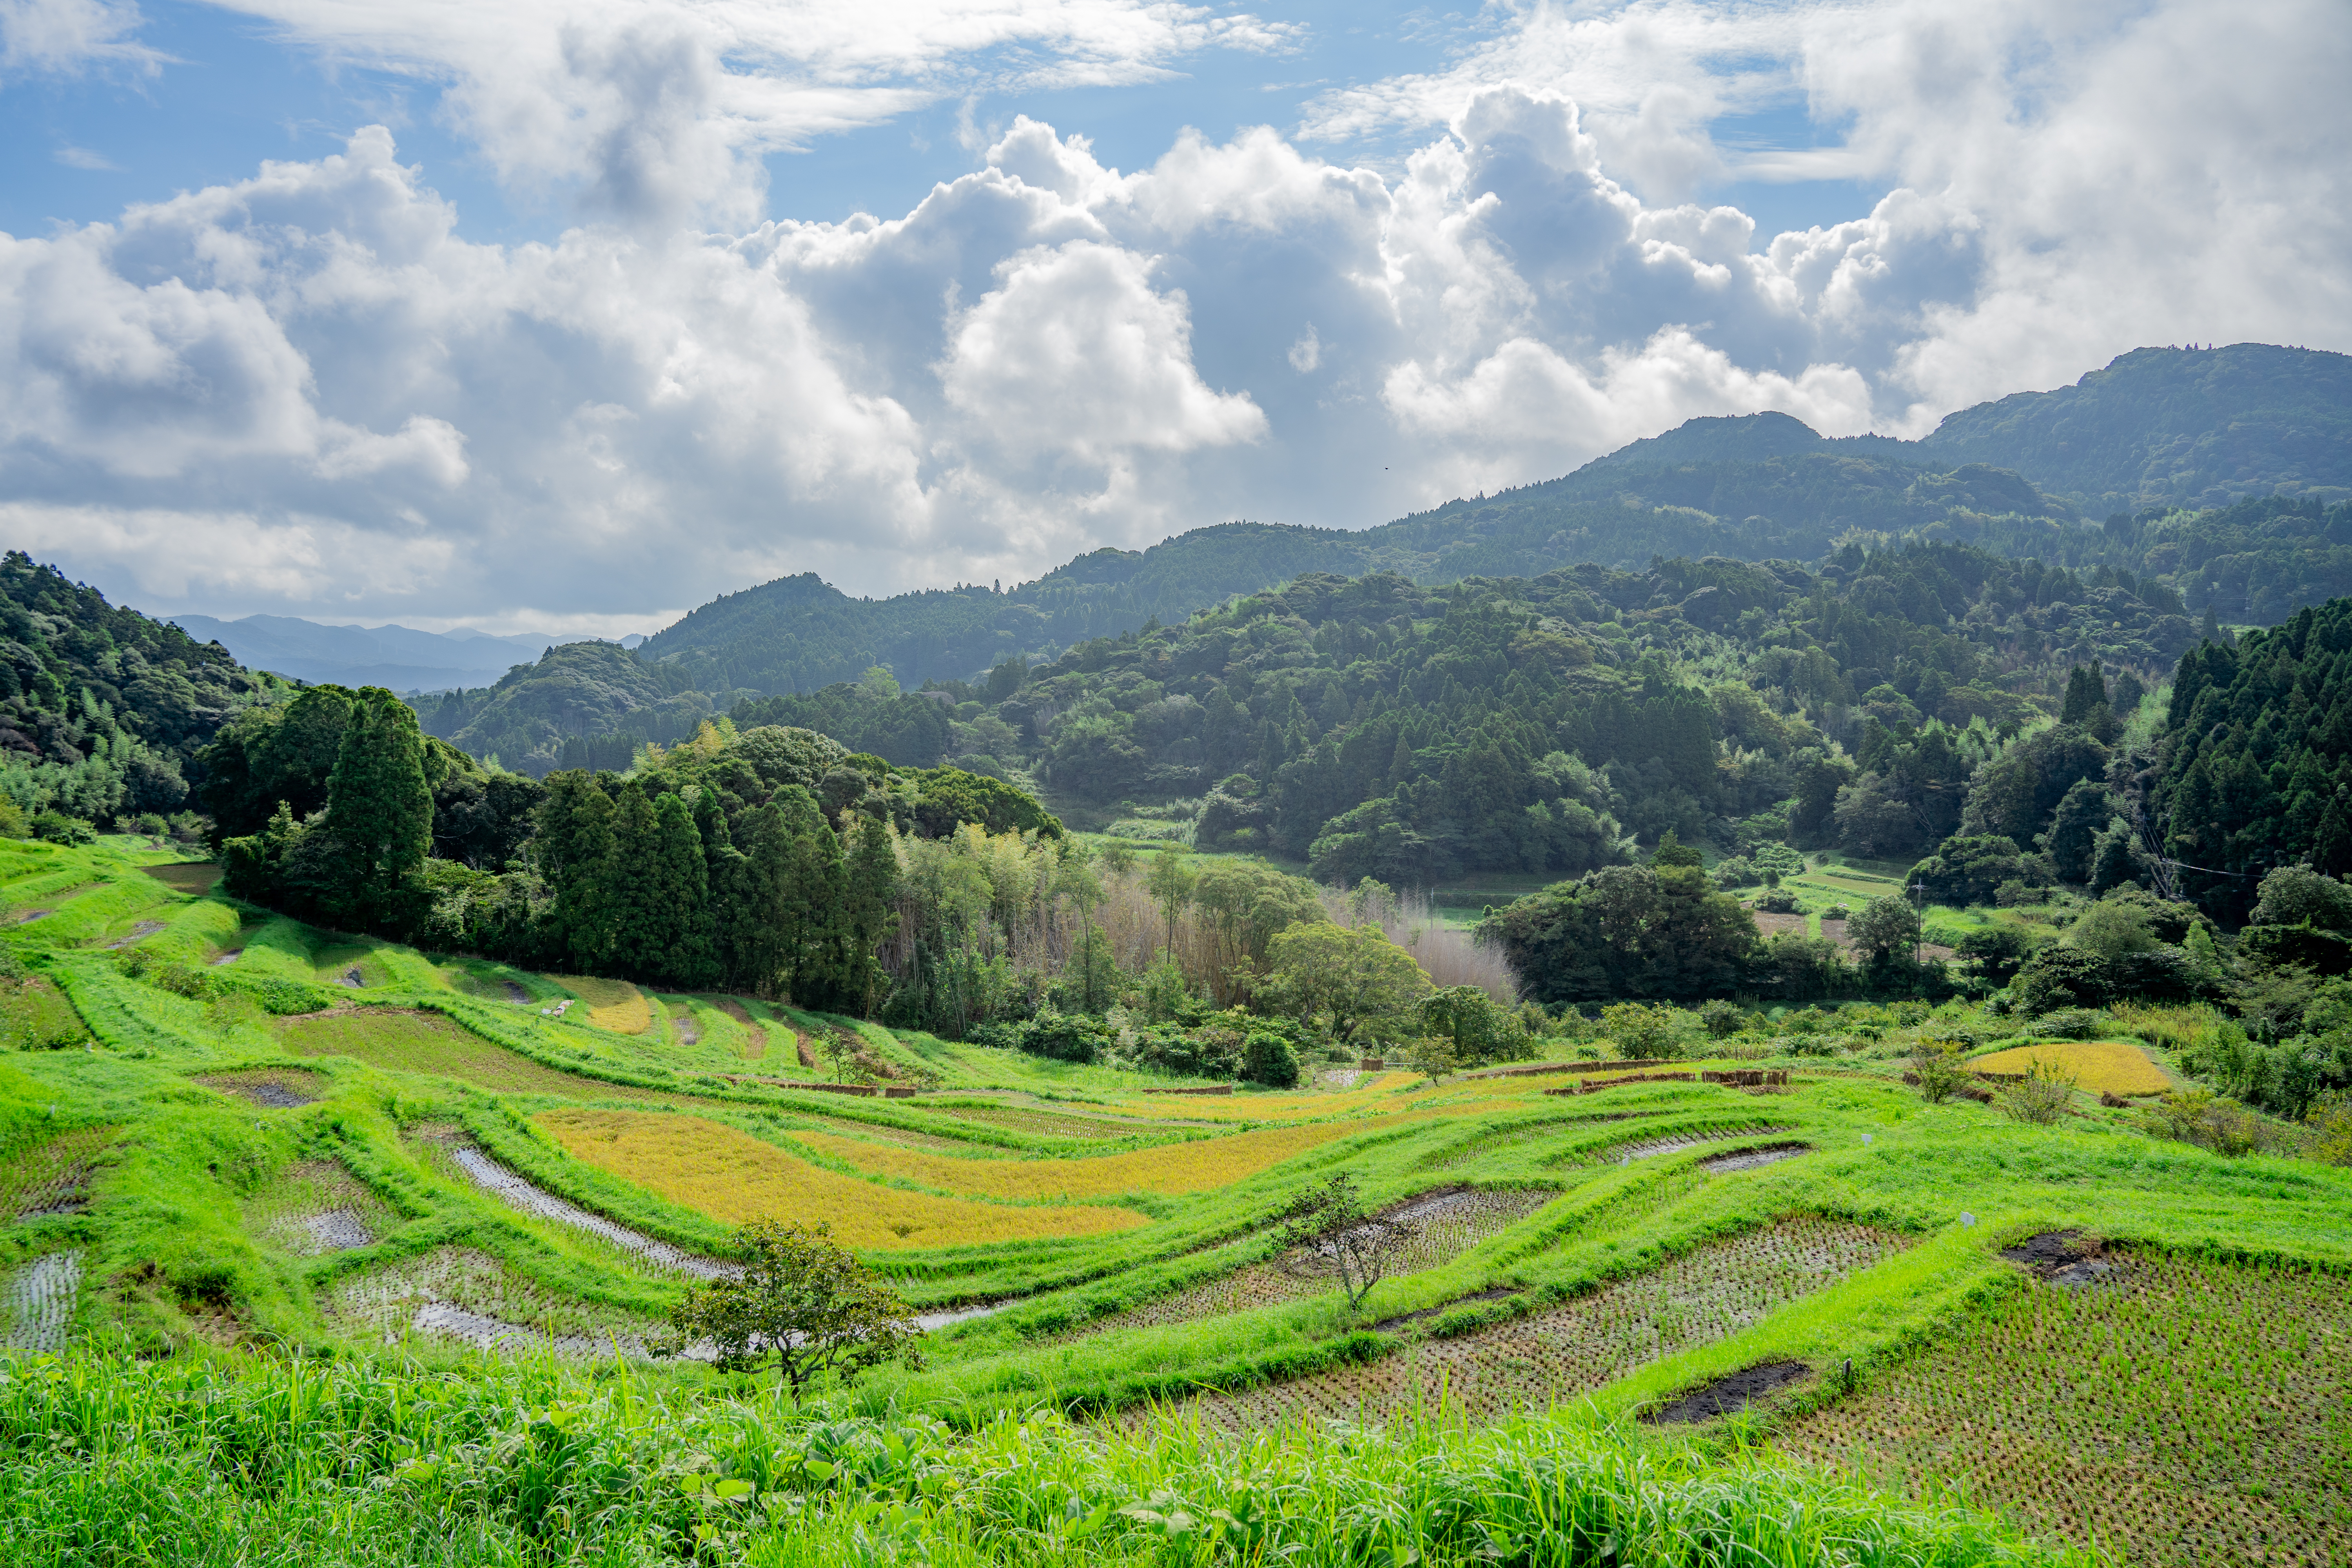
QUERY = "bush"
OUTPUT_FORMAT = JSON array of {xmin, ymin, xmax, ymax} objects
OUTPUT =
[
  {"xmin": 1752, "ymin": 889, "xmax": 1799, "ymax": 913},
  {"xmin": 2309, "ymin": 1092, "xmax": 2352, "ymax": 1166},
  {"xmin": 1245, "ymin": 1030, "xmax": 1300, "ymax": 1088},
  {"xmin": 1599, "ymin": 1002, "xmax": 1681, "ymax": 1059},
  {"xmin": 30, "ymin": 809, "xmax": 94, "ymax": 846},
  {"xmin": 1697, "ymin": 998, "xmax": 1742, "ymax": 1038},
  {"xmin": 2033, "ymin": 1008, "xmax": 2103, "ymax": 1040},
  {"xmin": 2012, "ymin": 946, "xmax": 2109, "ymax": 1014},
  {"xmin": 1909, "ymin": 1037, "xmax": 1973, "ymax": 1103},
  {"xmin": 2140, "ymin": 1088, "xmax": 2283, "ymax": 1158},
  {"xmin": 1713, "ymin": 856, "xmax": 1757, "ymax": 889},
  {"xmin": 1998, "ymin": 1057, "xmax": 2077, "ymax": 1125}
]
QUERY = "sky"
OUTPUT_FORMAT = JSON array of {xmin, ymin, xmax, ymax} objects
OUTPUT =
[{"xmin": 0, "ymin": 0, "xmax": 2346, "ymax": 639}]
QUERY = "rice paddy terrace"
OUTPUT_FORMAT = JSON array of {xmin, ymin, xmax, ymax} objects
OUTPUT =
[{"xmin": 4, "ymin": 835, "xmax": 2351, "ymax": 1566}]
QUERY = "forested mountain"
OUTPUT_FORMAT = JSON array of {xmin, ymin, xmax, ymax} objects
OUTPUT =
[
  {"xmin": 412, "ymin": 345, "xmax": 2348, "ymax": 773},
  {"xmin": 1915, "ymin": 343, "xmax": 2352, "ymax": 514},
  {"xmin": 0, "ymin": 551, "xmax": 288, "ymax": 831}
]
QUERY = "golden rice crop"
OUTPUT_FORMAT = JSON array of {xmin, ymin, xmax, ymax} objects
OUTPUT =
[
  {"xmin": 1970, "ymin": 1040, "xmax": 2171, "ymax": 1095},
  {"xmin": 784, "ymin": 1119, "xmax": 1388, "ymax": 1199},
  {"xmin": 546, "ymin": 974, "xmax": 652, "ymax": 1034},
  {"xmin": 535, "ymin": 1109, "xmax": 1152, "ymax": 1249}
]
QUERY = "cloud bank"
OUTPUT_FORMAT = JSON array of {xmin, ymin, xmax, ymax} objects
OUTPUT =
[{"xmin": 0, "ymin": 0, "xmax": 2345, "ymax": 632}]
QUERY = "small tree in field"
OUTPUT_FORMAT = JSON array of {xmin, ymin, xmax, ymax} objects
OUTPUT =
[
  {"xmin": 655, "ymin": 1220, "xmax": 924, "ymax": 1400},
  {"xmin": 1272, "ymin": 1174, "xmax": 1415, "ymax": 1313},
  {"xmin": 1600, "ymin": 1001, "xmax": 1681, "ymax": 1060}
]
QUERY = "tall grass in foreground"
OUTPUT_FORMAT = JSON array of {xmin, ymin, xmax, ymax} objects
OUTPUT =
[{"xmin": 0, "ymin": 1350, "xmax": 2076, "ymax": 1566}]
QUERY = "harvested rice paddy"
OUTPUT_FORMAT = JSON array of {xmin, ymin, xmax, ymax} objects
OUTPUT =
[
  {"xmin": 2, "ymin": 1250, "xmax": 82, "ymax": 1351},
  {"xmin": 1773, "ymin": 1248, "xmax": 2352, "ymax": 1566},
  {"xmin": 324, "ymin": 1246, "xmax": 656, "ymax": 1352},
  {"xmin": 139, "ymin": 862, "xmax": 222, "ymax": 895},
  {"xmin": 1968, "ymin": 1039, "xmax": 2172, "ymax": 1095},
  {"xmin": 1066, "ymin": 1187, "xmax": 1557, "ymax": 1339},
  {"xmin": 535, "ymin": 1108, "xmax": 1154, "ymax": 1249},
  {"xmin": 440, "ymin": 1144, "xmax": 728, "ymax": 1278},
  {"xmin": 1147, "ymin": 1219, "xmax": 1909, "ymax": 1433},
  {"xmin": 2, "ymin": 1123, "xmax": 113, "ymax": 1218},
  {"xmin": 195, "ymin": 1067, "xmax": 331, "ymax": 1108},
  {"xmin": 243, "ymin": 1160, "xmax": 400, "ymax": 1256},
  {"xmin": 784, "ymin": 1119, "xmax": 1387, "ymax": 1199}
]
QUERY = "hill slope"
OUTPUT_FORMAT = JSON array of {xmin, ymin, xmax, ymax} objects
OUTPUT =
[
  {"xmin": 0, "ymin": 552, "xmax": 287, "ymax": 826},
  {"xmin": 417, "ymin": 345, "xmax": 2352, "ymax": 767}
]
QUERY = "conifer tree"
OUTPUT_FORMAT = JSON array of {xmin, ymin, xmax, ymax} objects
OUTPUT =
[
  {"xmin": 843, "ymin": 817, "xmax": 900, "ymax": 1014},
  {"xmin": 537, "ymin": 772, "xmax": 619, "ymax": 971},
  {"xmin": 650, "ymin": 789, "xmax": 717, "ymax": 986},
  {"xmin": 324, "ymin": 687, "xmax": 432, "ymax": 929}
]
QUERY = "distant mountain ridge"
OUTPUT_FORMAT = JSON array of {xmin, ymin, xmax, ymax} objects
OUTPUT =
[
  {"xmin": 406, "ymin": 343, "xmax": 2352, "ymax": 771},
  {"xmin": 171, "ymin": 613, "xmax": 645, "ymax": 693}
]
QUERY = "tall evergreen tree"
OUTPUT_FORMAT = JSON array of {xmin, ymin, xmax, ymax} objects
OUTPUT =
[
  {"xmin": 537, "ymin": 773, "xmax": 619, "ymax": 971},
  {"xmin": 324, "ymin": 687, "xmax": 433, "ymax": 929}
]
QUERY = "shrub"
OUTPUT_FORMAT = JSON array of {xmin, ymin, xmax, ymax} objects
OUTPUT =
[
  {"xmin": 1998, "ymin": 1057, "xmax": 2077, "ymax": 1125},
  {"xmin": 1246, "ymin": 1030, "xmax": 1300, "ymax": 1088},
  {"xmin": 1713, "ymin": 856, "xmax": 1757, "ymax": 889},
  {"xmin": 1599, "ymin": 1002, "xmax": 1681, "ymax": 1059},
  {"xmin": 1698, "ymin": 998, "xmax": 1742, "ymax": 1038},
  {"xmin": 1753, "ymin": 889, "xmax": 1799, "ymax": 913},
  {"xmin": 2140, "ymin": 1088, "xmax": 2282, "ymax": 1158},
  {"xmin": 2033, "ymin": 1008, "xmax": 2103, "ymax": 1040},
  {"xmin": 1909, "ymin": 1037, "xmax": 1973, "ymax": 1103},
  {"xmin": 30, "ymin": 810, "xmax": 94, "ymax": 846},
  {"xmin": 2013, "ymin": 946, "xmax": 2109, "ymax": 1014},
  {"xmin": 2308, "ymin": 1092, "xmax": 2352, "ymax": 1166}
]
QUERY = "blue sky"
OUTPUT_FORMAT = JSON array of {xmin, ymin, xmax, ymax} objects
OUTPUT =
[
  {"xmin": 3, "ymin": 1, "xmax": 1880, "ymax": 243},
  {"xmin": 0, "ymin": 0, "xmax": 2343, "ymax": 635}
]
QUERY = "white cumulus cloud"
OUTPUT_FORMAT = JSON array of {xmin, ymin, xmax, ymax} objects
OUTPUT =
[{"xmin": 0, "ymin": 0, "xmax": 2346, "ymax": 637}]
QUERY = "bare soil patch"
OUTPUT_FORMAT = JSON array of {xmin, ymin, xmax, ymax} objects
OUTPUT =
[
  {"xmin": 1646, "ymin": 1360, "xmax": 1811, "ymax": 1423},
  {"xmin": 1700, "ymin": 1142, "xmax": 1813, "ymax": 1174},
  {"xmin": 196, "ymin": 1068, "xmax": 330, "ymax": 1109}
]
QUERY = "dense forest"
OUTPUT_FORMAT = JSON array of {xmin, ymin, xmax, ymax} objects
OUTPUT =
[{"xmin": 0, "ymin": 552, "xmax": 286, "ymax": 839}]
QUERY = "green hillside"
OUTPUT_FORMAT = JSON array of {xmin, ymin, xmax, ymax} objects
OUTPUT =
[
  {"xmin": 1917, "ymin": 342, "xmax": 2352, "ymax": 514},
  {"xmin": 409, "ymin": 346, "xmax": 2351, "ymax": 769}
]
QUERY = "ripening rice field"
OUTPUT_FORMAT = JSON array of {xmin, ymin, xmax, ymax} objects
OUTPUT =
[
  {"xmin": 1967, "ymin": 1039, "xmax": 2172, "ymax": 1095},
  {"xmin": 782, "ymin": 1118, "xmax": 1402, "ymax": 1199},
  {"xmin": 547, "ymin": 974, "xmax": 652, "ymax": 1034},
  {"xmin": 534, "ymin": 1108, "xmax": 1155, "ymax": 1248},
  {"xmin": 277, "ymin": 1009, "xmax": 671, "ymax": 1100}
]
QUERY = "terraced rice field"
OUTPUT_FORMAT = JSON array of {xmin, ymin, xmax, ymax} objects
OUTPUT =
[
  {"xmin": 2, "ymin": 1250, "xmax": 82, "ymax": 1350},
  {"xmin": 784, "ymin": 1119, "xmax": 1396, "ymax": 1199},
  {"xmin": 1067, "ymin": 1187, "xmax": 1557, "ymax": 1339},
  {"xmin": 2, "ymin": 1124, "xmax": 113, "ymax": 1218},
  {"xmin": 549, "ymin": 975, "xmax": 652, "ymax": 1034},
  {"xmin": 1547, "ymin": 1123, "xmax": 1799, "ymax": 1167},
  {"xmin": 325, "ymin": 1246, "xmax": 657, "ymax": 1352},
  {"xmin": 1145, "ymin": 1219, "xmax": 1908, "ymax": 1433},
  {"xmin": 1969, "ymin": 1040, "xmax": 2172, "ymax": 1095},
  {"xmin": 244, "ymin": 1160, "xmax": 401, "ymax": 1256},
  {"xmin": 1773, "ymin": 1249, "xmax": 2352, "ymax": 1566},
  {"xmin": 536, "ymin": 1108, "xmax": 1153, "ymax": 1249},
  {"xmin": 441, "ymin": 1144, "xmax": 728, "ymax": 1278},
  {"xmin": 139, "ymin": 862, "xmax": 222, "ymax": 895},
  {"xmin": 195, "ymin": 1067, "xmax": 332, "ymax": 1108},
  {"xmin": 928, "ymin": 1102, "xmax": 1176, "ymax": 1141},
  {"xmin": 278, "ymin": 1009, "xmax": 675, "ymax": 1101},
  {"xmin": 1420, "ymin": 1111, "xmax": 1654, "ymax": 1169}
]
